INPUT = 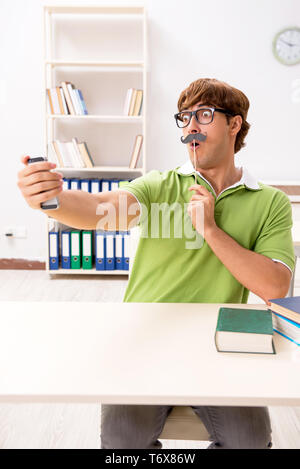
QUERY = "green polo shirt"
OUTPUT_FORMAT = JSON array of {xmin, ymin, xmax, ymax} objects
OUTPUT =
[{"xmin": 120, "ymin": 164, "xmax": 295, "ymax": 304}]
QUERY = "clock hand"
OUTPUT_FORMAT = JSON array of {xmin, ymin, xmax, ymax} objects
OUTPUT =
[{"xmin": 279, "ymin": 38, "xmax": 299, "ymax": 47}]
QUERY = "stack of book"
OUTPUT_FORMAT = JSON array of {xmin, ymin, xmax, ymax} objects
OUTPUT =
[
  {"xmin": 47, "ymin": 139, "xmax": 94, "ymax": 168},
  {"xmin": 48, "ymin": 135, "xmax": 143, "ymax": 169},
  {"xmin": 62, "ymin": 178, "xmax": 131, "ymax": 193},
  {"xmin": 46, "ymin": 82, "xmax": 88, "ymax": 115},
  {"xmin": 123, "ymin": 88, "xmax": 143, "ymax": 116},
  {"xmin": 269, "ymin": 296, "xmax": 300, "ymax": 346},
  {"xmin": 49, "ymin": 228, "xmax": 130, "ymax": 272}
]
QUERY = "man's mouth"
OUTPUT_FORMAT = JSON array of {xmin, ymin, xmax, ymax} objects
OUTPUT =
[{"xmin": 189, "ymin": 141, "xmax": 200, "ymax": 149}]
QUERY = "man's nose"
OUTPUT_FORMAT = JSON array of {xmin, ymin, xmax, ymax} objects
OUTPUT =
[{"xmin": 187, "ymin": 115, "xmax": 201, "ymax": 133}]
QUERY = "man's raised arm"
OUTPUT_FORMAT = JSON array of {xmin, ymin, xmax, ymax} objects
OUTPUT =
[{"xmin": 17, "ymin": 155, "xmax": 140, "ymax": 231}]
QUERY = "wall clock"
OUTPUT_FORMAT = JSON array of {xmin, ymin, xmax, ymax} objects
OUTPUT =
[{"xmin": 273, "ymin": 27, "xmax": 300, "ymax": 65}]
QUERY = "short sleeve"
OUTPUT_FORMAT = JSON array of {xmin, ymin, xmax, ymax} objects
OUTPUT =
[
  {"xmin": 253, "ymin": 190, "xmax": 295, "ymax": 273},
  {"xmin": 119, "ymin": 170, "xmax": 162, "ymax": 227}
]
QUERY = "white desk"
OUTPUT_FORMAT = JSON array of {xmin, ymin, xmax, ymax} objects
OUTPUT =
[{"xmin": 0, "ymin": 301, "xmax": 299, "ymax": 407}]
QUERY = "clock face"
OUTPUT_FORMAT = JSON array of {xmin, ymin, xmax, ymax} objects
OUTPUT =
[{"xmin": 273, "ymin": 27, "xmax": 300, "ymax": 65}]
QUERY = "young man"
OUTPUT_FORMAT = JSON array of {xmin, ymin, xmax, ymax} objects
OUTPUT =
[{"xmin": 17, "ymin": 78, "xmax": 294, "ymax": 449}]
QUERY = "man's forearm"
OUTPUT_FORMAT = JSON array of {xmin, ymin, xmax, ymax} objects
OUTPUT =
[
  {"xmin": 45, "ymin": 190, "xmax": 99, "ymax": 229},
  {"xmin": 205, "ymin": 226, "xmax": 290, "ymax": 303},
  {"xmin": 44, "ymin": 189, "xmax": 139, "ymax": 231}
]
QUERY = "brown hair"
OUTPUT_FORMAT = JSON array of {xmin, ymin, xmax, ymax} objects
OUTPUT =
[{"xmin": 177, "ymin": 78, "xmax": 250, "ymax": 154}]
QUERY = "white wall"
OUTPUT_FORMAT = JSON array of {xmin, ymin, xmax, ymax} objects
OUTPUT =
[{"xmin": 1, "ymin": 0, "xmax": 300, "ymax": 261}]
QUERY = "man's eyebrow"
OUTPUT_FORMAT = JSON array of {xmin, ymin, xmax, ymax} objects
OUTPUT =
[{"xmin": 181, "ymin": 104, "xmax": 211, "ymax": 111}]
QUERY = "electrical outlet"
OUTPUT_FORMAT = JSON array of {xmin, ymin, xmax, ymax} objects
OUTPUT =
[
  {"xmin": 4, "ymin": 226, "xmax": 13, "ymax": 237},
  {"xmin": 3, "ymin": 226, "xmax": 27, "ymax": 238}
]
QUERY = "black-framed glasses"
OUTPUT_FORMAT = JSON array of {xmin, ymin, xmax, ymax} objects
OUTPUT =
[{"xmin": 174, "ymin": 106, "xmax": 235, "ymax": 128}]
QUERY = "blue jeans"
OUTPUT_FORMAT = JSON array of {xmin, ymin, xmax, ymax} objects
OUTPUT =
[{"xmin": 101, "ymin": 405, "xmax": 272, "ymax": 449}]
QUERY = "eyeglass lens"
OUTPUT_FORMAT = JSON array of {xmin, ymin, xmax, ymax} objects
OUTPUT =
[{"xmin": 176, "ymin": 108, "xmax": 213, "ymax": 127}]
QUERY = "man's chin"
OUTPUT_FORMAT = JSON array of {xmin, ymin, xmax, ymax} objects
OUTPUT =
[
  {"xmin": 189, "ymin": 149, "xmax": 205, "ymax": 163},
  {"xmin": 189, "ymin": 153, "xmax": 212, "ymax": 171}
]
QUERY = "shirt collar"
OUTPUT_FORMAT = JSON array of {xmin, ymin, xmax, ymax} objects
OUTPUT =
[{"xmin": 176, "ymin": 159, "xmax": 261, "ymax": 191}]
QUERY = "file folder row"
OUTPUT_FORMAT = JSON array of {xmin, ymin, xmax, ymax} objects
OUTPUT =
[
  {"xmin": 62, "ymin": 178, "xmax": 132, "ymax": 193},
  {"xmin": 49, "ymin": 230, "xmax": 130, "ymax": 271}
]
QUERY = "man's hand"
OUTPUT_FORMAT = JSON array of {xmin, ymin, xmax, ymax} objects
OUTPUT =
[
  {"xmin": 188, "ymin": 184, "xmax": 217, "ymax": 237},
  {"xmin": 17, "ymin": 155, "xmax": 63, "ymax": 210}
]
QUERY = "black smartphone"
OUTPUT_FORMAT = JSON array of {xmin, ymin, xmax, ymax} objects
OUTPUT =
[{"xmin": 27, "ymin": 157, "xmax": 60, "ymax": 210}]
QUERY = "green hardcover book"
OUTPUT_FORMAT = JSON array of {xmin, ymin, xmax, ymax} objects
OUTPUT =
[
  {"xmin": 82, "ymin": 230, "xmax": 93, "ymax": 269},
  {"xmin": 71, "ymin": 230, "xmax": 81, "ymax": 269},
  {"xmin": 215, "ymin": 308, "xmax": 275, "ymax": 354}
]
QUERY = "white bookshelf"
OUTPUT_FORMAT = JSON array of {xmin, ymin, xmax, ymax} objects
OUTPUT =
[{"xmin": 43, "ymin": 4, "xmax": 147, "ymax": 275}]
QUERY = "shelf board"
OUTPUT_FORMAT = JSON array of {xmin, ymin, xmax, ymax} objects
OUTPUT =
[
  {"xmin": 45, "ymin": 60, "xmax": 144, "ymax": 69},
  {"xmin": 48, "ymin": 269, "xmax": 129, "ymax": 275},
  {"xmin": 47, "ymin": 115, "xmax": 143, "ymax": 122},
  {"xmin": 44, "ymin": 6, "xmax": 144, "ymax": 15},
  {"xmin": 55, "ymin": 166, "xmax": 143, "ymax": 173}
]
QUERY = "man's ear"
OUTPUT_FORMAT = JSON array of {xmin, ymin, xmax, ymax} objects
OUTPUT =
[{"xmin": 229, "ymin": 115, "xmax": 242, "ymax": 136}]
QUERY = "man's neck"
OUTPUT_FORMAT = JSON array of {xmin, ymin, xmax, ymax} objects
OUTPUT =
[{"xmin": 196, "ymin": 163, "xmax": 242, "ymax": 197}]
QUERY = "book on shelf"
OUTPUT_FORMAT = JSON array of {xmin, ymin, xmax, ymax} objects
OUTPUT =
[
  {"xmin": 129, "ymin": 135, "xmax": 143, "ymax": 169},
  {"xmin": 46, "ymin": 82, "xmax": 88, "ymax": 116},
  {"xmin": 77, "ymin": 89, "xmax": 88, "ymax": 115},
  {"xmin": 61, "ymin": 82, "xmax": 75, "ymax": 115},
  {"xmin": 48, "ymin": 88, "xmax": 68, "ymax": 115},
  {"xmin": 215, "ymin": 307, "xmax": 275, "ymax": 354},
  {"xmin": 47, "ymin": 139, "xmax": 94, "ymax": 168},
  {"xmin": 133, "ymin": 90, "xmax": 143, "ymax": 116},
  {"xmin": 56, "ymin": 86, "xmax": 68, "ymax": 114},
  {"xmin": 124, "ymin": 88, "xmax": 143, "ymax": 116},
  {"xmin": 77, "ymin": 142, "xmax": 94, "ymax": 168},
  {"xmin": 49, "ymin": 141, "xmax": 63, "ymax": 167},
  {"xmin": 48, "ymin": 225, "xmax": 130, "ymax": 272},
  {"xmin": 62, "ymin": 178, "xmax": 131, "ymax": 192},
  {"xmin": 129, "ymin": 89, "xmax": 137, "ymax": 116},
  {"xmin": 48, "ymin": 134, "xmax": 142, "ymax": 169}
]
